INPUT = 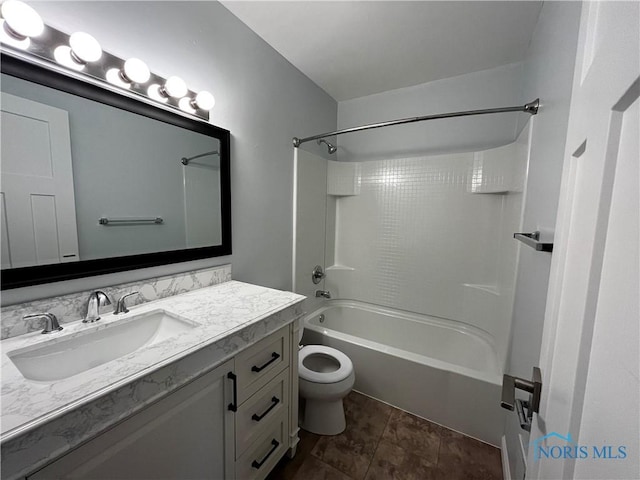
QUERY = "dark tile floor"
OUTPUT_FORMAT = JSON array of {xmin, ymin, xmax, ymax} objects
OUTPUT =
[{"xmin": 267, "ymin": 391, "xmax": 502, "ymax": 480}]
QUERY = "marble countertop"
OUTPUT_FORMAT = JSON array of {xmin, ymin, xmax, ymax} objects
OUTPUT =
[{"xmin": 1, "ymin": 280, "xmax": 304, "ymax": 445}]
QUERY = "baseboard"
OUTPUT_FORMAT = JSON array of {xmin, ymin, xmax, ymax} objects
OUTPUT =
[{"xmin": 501, "ymin": 435, "xmax": 512, "ymax": 480}]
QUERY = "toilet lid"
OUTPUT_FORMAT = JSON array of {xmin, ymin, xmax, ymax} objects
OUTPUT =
[{"xmin": 299, "ymin": 345, "xmax": 353, "ymax": 384}]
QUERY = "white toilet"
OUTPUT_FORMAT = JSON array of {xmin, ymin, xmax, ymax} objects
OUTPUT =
[{"xmin": 298, "ymin": 334, "xmax": 355, "ymax": 435}]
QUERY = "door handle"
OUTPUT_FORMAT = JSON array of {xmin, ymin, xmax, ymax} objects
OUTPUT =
[
  {"xmin": 501, "ymin": 367, "xmax": 542, "ymax": 431},
  {"xmin": 227, "ymin": 372, "xmax": 238, "ymax": 412}
]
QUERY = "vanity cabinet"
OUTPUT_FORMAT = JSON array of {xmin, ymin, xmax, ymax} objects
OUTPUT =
[
  {"xmin": 26, "ymin": 323, "xmax": 299, "ymax": 480},
  {"xmin": 28, "ymin": 359, "xmax": 235, "ymax": 480}
]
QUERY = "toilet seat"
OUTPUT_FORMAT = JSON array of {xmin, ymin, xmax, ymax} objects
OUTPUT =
[{"xmin": 299, "ymin": 345, "xmax": 353, "ymax": 384}]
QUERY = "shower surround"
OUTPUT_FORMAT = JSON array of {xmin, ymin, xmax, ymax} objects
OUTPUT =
[
  {"xmin": 324, "ymin": 124, "xmax": 530, "ymax": 368},
  {"xmin": 294, "ymin": 122, "xmax": 531, "ymax": 442}
]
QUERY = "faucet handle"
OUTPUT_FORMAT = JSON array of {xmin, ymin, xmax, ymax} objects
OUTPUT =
[
  {"xmin": 24, "ymin": 313, "xmax": 63, "ymax": 334},
  {"xmin": 114, "ymin": 291, "xmax": 140, "ymax": 315}
]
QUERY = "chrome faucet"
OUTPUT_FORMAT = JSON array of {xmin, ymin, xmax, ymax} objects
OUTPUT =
[
  {"xmin": 114, "ymin": 291, "xmax": 140, "ymax": 315},
  {"xmin": 23, "ymin": 313, "xmax": 63, "ymax": 334},
  {"xmin": 83, "ymin": 290, "xmax": 112, "ymax": 323},
  {"xmin": 315, "ymin": 290, "xmax": 331, "ymax": 299}
]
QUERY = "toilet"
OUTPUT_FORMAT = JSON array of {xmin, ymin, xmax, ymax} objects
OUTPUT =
[{"xmin": 298, "ymin": 333, "xmax": 355, "ymax": 435}]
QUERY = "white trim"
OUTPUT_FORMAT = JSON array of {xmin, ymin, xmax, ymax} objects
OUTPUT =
[
  {"xmin": 291, "ymin": 148, "xmax": 299, "ymax": 292},
  {"xmin": 501, "ymin": 435, "xmax": 512, "ymax": 480}
]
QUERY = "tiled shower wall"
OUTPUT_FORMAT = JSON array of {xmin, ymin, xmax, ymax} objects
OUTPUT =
[{"xmin": 323, "ymin": 124, "xmax": 530, "ymax": 367}]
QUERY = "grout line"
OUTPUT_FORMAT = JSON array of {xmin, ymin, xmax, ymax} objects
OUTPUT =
[
  {"xmin": 434, "ymin": 425, "xmax": 443, "ymax": 469},
  {"xmin": 361, "ymin": 402, "xmax": 395, "ymax": 480}
]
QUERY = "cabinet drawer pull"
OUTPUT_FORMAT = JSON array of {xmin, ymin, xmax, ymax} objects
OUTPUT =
[
  {"xmin": 251, "ymin": 352, "xmax": 280, "ymax": 373},
  {"xmin": 252, "ymin": 396, "xmax": 280, "ymax": 422},
  {"xmin": 227, "ymin": 372, "xmax": 238, "ymax": 412},
  {"xmin": 251, "ymin": 439, "xmax": 279, "ymax": 469}
]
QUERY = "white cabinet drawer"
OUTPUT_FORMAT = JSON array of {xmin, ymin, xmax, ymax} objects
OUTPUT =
[
  {"xmin": 235, "ymin": 412, "xmax": 288, "ymax": 480},
  {"xmin": 236, "ymin": 368, "xmax": 289, "ymax": 457},
  {"xmin": 236, "ymin": 326, "xmax": 290, "ymax": 403}
]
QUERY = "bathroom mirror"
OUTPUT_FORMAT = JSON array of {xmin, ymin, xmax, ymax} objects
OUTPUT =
[{"xmin": 0, "ymin": 54, "xmax": 231, "ymax": 289}]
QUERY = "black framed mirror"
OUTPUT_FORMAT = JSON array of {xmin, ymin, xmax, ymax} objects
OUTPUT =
[{"xmin": 1, "ymin": 53, "xmax": 231, "ymax": 289}]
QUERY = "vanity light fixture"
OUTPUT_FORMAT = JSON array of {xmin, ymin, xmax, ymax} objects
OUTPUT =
[
  {"xmin": 0, "ymin": 0, "xmax": 43, "ymax": 50},
  {"xmin": 0, "ymin": 2, "xmax": 215, "ymax": 120},
  {"xmin": 191, "ymin": 90, "xmax": 216, "ymax": 111}
]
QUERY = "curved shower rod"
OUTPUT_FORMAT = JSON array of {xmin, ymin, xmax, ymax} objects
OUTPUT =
[
  {"xmin": 181, "ymin": 150, "xmax": 219, "ymax": 165},
  {"xmin": 292, "ymin": 98, "xmax": 539, "ymax": 148}
]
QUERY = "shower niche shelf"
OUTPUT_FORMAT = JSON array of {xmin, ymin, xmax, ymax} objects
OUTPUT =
[
  {"xmin": 514, "ymin": 231, "xmax": 553, "ymax": 252},
  {"xmin": 326, "ymin": 265, "xmax": 356, "ymax": 272}
]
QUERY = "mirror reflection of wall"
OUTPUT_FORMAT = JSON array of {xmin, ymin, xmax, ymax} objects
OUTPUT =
[{"xmin": 0, "ymin": 73, "xmax": 222, "ymax": 270}]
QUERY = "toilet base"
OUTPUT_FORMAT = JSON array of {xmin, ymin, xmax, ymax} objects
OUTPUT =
[{"xmin": 302, "ymin": 398, "xmax": 346, "ymax": 435}]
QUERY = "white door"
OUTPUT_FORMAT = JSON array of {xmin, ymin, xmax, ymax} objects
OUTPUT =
[
  {"xmin": 0, "ymin": 92, "xmax": 79, "ymax": 268},
  {"xmin": 528, "ymin": 2, "xmax": 639, "ymax": 479}
]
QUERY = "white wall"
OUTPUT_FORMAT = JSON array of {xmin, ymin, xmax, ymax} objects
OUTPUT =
[
  {"xmin": 336, "ymin": 62, "xmax": 524, "ymax": 162},
  {"xmin": 2, "ymin": 1, "xmax": 336, "ymax": 305},
  {"xmin": 503, "ymin": 2, "xmax": 582, "ymax": 478}
]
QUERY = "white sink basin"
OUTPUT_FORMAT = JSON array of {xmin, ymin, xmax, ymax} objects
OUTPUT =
[{"xmin": 7, "ymin": 310, "xmax": 198, "ymax": 382}]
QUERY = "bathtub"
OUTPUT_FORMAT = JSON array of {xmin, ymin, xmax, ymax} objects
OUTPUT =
[{"xmin": 301, "ymin": 300, "xmax": 504, "ymax": 445}]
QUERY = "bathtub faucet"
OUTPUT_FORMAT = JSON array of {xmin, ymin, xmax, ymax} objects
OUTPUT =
[{"xmin": 315, "ymin": 290, "xmax": 331, "ymax": 299}]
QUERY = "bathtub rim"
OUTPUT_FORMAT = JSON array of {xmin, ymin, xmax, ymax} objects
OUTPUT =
[{"xmin": 302, "ymin": 299, "xmax": 503, "ymax": 386}]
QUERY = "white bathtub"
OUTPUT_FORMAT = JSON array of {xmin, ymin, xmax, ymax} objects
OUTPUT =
[{"xmin": 302, "ymin": 300, "xmax": 504, "ymax": 445}]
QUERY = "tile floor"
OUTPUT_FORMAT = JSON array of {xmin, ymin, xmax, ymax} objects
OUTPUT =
[{"xmin": 267, "ymin": 391, "xmax": 502, "ymax": 480}]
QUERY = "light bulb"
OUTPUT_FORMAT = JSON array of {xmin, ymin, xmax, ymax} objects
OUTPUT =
[
  {"xmin": 162, "ymin": 76, "xmax": 187, "ymax": 98},
  {"xmin": 54, "ymin": 45, "xmax": 84, "ymax": 71},
  {"xmin": 122, "ymin": 58, "xmax": 150, "ymax": 84},
  {"xmin": 69, "ymin": 31, "xmax": 102, "ymax": 63},
  {"xmin": 106, "ymin": 68, "xmax": 130, "ymax": 88},
  {"xmin": 179, "ymin": 97, "xmax": 196, "ymax": 114},
  {"xmin": 147, "ymin": 84, "xmax": 168, "ymax": 103},
  {"xmin": 1, "ymin": 0, "xmax": 43, "ymax": 39},
  {"xmin": 0, "ymin": 19, "xmax": 30, "ymax": 49},
  {"xmin": 192, "ymin": 91, "xmax": 215, "ymax": 110}
]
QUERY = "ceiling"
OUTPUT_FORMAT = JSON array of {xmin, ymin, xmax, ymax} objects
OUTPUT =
[{"xmin": 221, "ymin": 1, "xmax": 543, "ymax": 102}]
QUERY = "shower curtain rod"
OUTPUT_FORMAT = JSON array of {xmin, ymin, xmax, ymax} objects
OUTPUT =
[{"xmin": 292, "ymin": 98, "xmax": 539, "ymax": 147}]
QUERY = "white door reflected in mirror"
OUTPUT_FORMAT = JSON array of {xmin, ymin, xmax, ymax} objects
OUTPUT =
[{"xmin": 0, "ymin": 93, "xmax": 79, "ymax": 269}]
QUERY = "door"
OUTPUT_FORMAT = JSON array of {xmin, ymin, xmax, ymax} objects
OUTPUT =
[
  {"xmin": 528, "ymin": 2, "xmax": 639, "ymax": 479},
  {"xmin": 0, "ymin": 92, "xmax": 79, "ymax": 268},
  {"xmin": 28, "ymin": 360, "xmax": 236, "ymax": 480}
]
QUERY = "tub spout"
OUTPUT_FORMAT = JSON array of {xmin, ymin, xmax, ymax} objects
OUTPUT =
[{"xmin": 315, "ymin": 290, "xmax": 331, "ymax": 299}]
